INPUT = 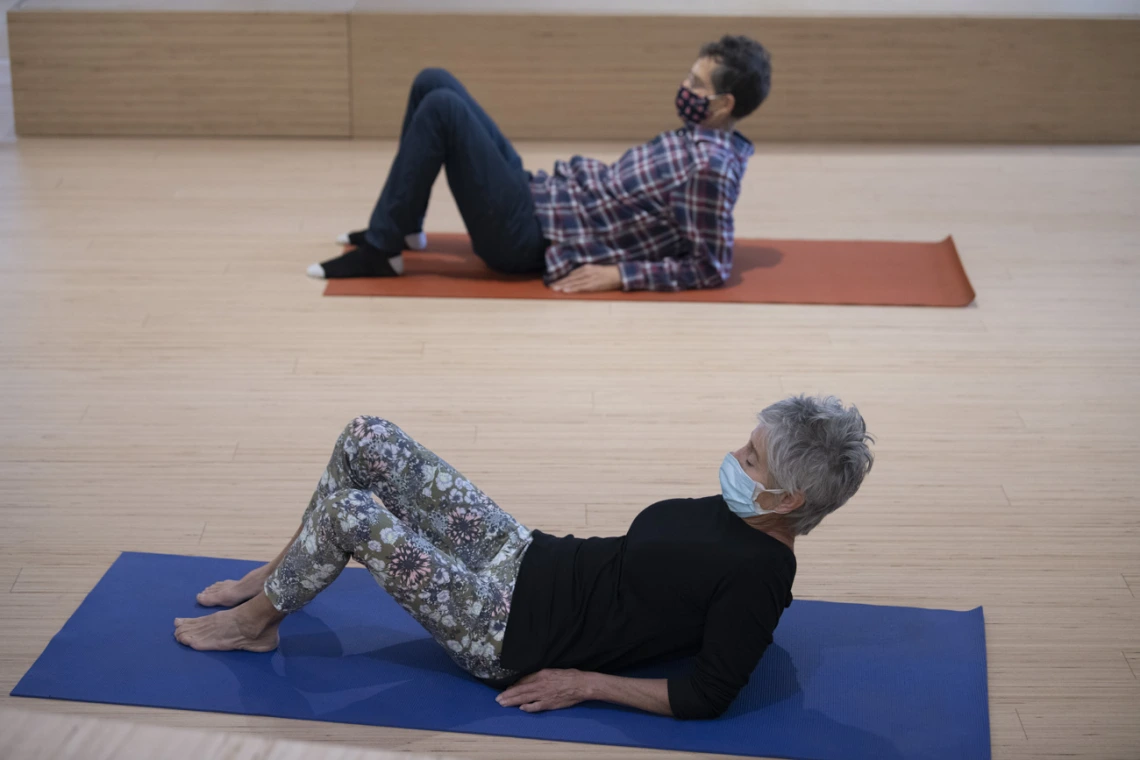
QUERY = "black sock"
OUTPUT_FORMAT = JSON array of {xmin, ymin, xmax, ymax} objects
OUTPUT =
[
  {"xmin": 346, "ymin": 230, "xmax": 369, "ymax": 247},
  {"xmin": 320, "ymin": 240, "xmax": 401, "ymax": 278}
]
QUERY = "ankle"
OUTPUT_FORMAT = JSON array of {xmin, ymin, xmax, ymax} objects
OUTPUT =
[
  {"xmin": 235, "ymin": 594, "xmax": 285, "ymax": 636},
  {"xmin": 320, "ymin": 245, "xmax": 401, "ymax": 279},
  {"xmin": 240, "ymin": 565, "xmax": 272, "ymax": 588}
]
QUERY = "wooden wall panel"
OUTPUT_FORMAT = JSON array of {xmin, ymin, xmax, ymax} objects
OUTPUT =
[
  {"xmin": 9, "ymin": 10, "xmax": 352, "ymax": 137},
  {"xmin": 349, "ymin": 14, "xmax": 1140, "ymax": 143},
  {"xmin": 7, "ymin": 4, "xmax": 1139, "ymax": 141}
]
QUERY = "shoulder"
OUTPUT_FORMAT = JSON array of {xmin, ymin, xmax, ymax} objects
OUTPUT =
[
  {"xmin": 717, "ymin": 555, "xmax": 795, "ymax": 617},
  {"xmin": 698, "ymin": 144, "xmax": 744, "ymax": 179},
  {"xmin": 696, "ymin": 127, "xmax": 753, "ymax": 159},
  {"xmin": 641, "ymin": 494, "xmax": 726, "ymax": 515},
  {"xmin": 628, "ymin": 495, "xmax": 729, "ymax": 535},
  {"xmin": 739, "ymin": 543, "xmax": 797, "ymax": 603},
  {"xmin": 720, "ymin": 529, "xmax": 798, "ymax": 589},
  {"xmin": 641, "ymin": 494, "xmax": 722, "ymax": 507},
  {"xmin": 686, "ymin": 143, "xmax": 746, "ymax": 198}
]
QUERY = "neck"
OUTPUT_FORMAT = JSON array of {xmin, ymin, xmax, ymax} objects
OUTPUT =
[
  {"xmin": 700, "ymin": 117, "xmax": 737, "ymax": 133},
  {"xmin": 743, "ymin": 513, "xmax": 795, "ymax": 550}
]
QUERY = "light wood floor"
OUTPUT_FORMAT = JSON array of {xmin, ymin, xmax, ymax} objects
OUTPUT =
[
  {"xmin": 0, "ymin": 136, "xmax": 1137, "ymax": 759},
  {"xmin": 0, "ymin": 707, "xmax": 464, "ymax": 760}
]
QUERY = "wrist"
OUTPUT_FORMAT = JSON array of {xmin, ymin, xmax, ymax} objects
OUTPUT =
[{"xmin": 579, "ymin": 670, "xmax": 602, "ymax": 701}]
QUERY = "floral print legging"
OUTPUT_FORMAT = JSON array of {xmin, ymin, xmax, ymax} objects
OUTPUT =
[{"xmin": 263, "ymin": 416, "xmax": 532, "ymax": 681}]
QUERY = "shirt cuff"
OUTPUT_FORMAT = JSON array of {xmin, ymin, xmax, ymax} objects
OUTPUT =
[
  {"xmin": 666, "ymin": 676, "xmax": 707, "ymax": 720},
  {"xmin": 667, "ymin": 674, "xmax": 734, "ymax": 720},
  {"xmin": 618, "ymin": 261, "xmax": 645, "ymax": 291}
]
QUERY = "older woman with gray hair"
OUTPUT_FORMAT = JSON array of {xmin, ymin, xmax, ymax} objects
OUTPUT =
[{"xmin": 174, "ymin": 394, "xmax": 873, "ymax": 720}]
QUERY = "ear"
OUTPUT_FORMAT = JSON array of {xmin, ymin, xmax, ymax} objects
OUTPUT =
[
  {"xmin": 774, "ymin": 491, "xmax": 805, "ymax": 514},
  {"xmin": 716, "ymin": 93, "xmax": 736, "ymax": 119}
]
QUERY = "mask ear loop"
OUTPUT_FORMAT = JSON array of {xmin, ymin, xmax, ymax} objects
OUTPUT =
[
  {"xmin": 704, "ymin": 92, "xmax": 729, "ymax": 121},
  {"xmin": 752, "ymin": 482, "xmax": 787, "ymax": 507}
]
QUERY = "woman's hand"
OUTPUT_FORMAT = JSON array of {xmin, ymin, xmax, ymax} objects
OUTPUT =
[{"xmin": 496, "ymin": 668, "xmax": 592, "ymax": 713}]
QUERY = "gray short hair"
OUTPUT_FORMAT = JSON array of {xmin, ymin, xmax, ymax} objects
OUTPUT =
[{"xmin": 759, "ymin": 395, "xmax": 874, "ymax": 536}]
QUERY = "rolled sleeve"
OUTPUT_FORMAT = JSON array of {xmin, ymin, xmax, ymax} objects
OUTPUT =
[
  {"xmin": 666, "ymin": 574, "xmax": 781, "ymax": 720},
  {"xmin": 617, "ymin": 255, "xmax": 725, "ymax": 292},
  {"xmin": 667, "ymin": 671, "xmax": 739, "ymax": 720}
]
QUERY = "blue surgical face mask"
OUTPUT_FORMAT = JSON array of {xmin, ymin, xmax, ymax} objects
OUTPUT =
[{"xmin": 719, "ymin": 452, "xmax": 787, "ymax": 518}]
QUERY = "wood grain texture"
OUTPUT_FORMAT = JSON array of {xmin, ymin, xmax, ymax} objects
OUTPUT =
[
  {"xmin": 18, "ymin": 0, "xmax": 1140, "ymax": 15},
  {"xmin": 17, "ymin": 0, "xmax": 357, "ymax": 10},
  {"xmin": 9, "ymin": 10, "xmax": 352, "ymax": 137},
  {"xmin": 0, "ymin": 136, "xmax": 1138, "ymax": 759},
  {"xmin": 16, "ymin": 0, "xmax": 358, "ymax": 10},
  {"xmin": 0, "ymin": 707, "xmax": 466, "ymax": 760},
  {"xmin": 348, "ymin": 0, "xmax": 1140, "ymax": 16},
  {"xmin": 350, "ymin": 14, "xmax": 1140, "ymax": 142},
  {"xmin": 9, "ymin": 3, "xmax": 1140, "ymax": 141}
]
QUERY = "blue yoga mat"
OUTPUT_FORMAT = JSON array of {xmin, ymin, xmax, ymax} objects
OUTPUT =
[{"xmin": 12, "ymin": 552, "xmax": 990, "ymax": 760}]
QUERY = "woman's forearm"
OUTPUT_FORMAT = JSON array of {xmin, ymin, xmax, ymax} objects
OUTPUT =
[{"xmin": 584, "ymin": 673, "xmax": 673, "ymax": 716}]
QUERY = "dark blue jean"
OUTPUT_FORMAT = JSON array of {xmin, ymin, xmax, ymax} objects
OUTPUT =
[{"xmin": 366, "ymin": 68, "xmax": 547, "ymax": 275}]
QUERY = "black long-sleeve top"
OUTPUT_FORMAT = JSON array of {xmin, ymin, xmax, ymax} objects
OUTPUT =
[{"xmin": 499, "ymin": 495, "xmax": 796, "ymax": 719}]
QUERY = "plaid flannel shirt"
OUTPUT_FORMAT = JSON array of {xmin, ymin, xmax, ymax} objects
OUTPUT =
[{"xmin": 530, "ymin": 125, "xmax": 754, "ymax": 292}]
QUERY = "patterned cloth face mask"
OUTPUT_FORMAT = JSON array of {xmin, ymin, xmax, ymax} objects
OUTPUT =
[{"xmin": 676, "ymin": 84, "xmax": 722, "ymax": 125}]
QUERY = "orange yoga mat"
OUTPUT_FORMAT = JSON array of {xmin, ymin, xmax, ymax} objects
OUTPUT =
[{"xmin": 323, "ymin": 234, "xmax": 975, "ymax": 307}]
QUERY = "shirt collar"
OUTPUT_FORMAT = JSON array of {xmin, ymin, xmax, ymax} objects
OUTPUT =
[{"xmin": 686, "ymin": 124, "xmax": 755, "ymax": 160}]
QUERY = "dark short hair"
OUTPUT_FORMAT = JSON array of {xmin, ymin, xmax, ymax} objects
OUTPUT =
[{"xmin": 699, "ymin": 35, "xmax": 772, "ymax": 119}]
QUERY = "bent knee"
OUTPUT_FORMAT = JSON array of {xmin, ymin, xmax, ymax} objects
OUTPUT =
[
  {"xmin": 413, "ymin": 67, "xmax": 457, "ymax": 90},
  {"xmin": 344, "ymin": 415, "xmax": 394, "ymax": 439},
  {"xmin": 319, "ymin": 488, "xmax": 383, "ymax": 526},
  {"xmin": 416, "ymin": 87, "xmax": 465, "ymax": 117}
]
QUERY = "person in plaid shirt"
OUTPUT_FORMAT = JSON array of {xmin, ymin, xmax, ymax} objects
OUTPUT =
[{"xmin": 311, "ymin": 35, "xmax": 770, "ymax": 293}]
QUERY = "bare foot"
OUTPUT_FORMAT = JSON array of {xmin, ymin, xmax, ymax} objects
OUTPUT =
[
  {"xmin": 197, "ymin": 564, "xmax": 272, "ymax": 607},
  {"xmin": 174, "ymin": 605, "xmax": 281, "ymax": 653}
]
